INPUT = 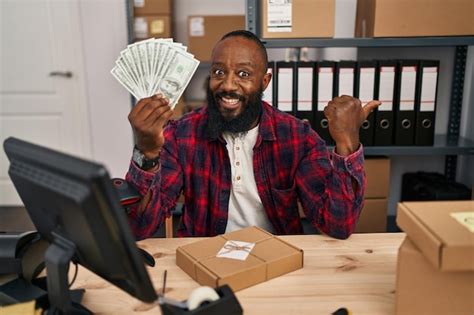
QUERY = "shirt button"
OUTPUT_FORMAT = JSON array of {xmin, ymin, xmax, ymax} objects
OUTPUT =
[
  {"xmin": 236, "ymin": 176, "xmax": 241, "ymax": 181},
  {"xmin": 236, "ymin": 146, "xmax": 240, "ymax": 150},
  {"xmin": 236, "ymin": 161, "xmax": 240, "ymax": 166}
]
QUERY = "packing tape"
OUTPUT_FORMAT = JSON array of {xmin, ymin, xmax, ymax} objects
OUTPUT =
[{"xmin": 186, "ymin": 286, "xmax": 220, "ymax": 311}]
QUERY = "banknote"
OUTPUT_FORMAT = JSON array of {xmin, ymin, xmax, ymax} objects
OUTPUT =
[{"xmin": 111, "ymin": 38, "xmax": 200, "ymax": 108}]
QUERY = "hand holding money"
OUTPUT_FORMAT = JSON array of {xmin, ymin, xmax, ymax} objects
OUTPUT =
[
  {"xmin": 111, "ymin": 38, "xmax": 200, "ymax": 109},
  {"xmin": 128, "ymin": 94, "xmax": 172, "ymax": 158}
]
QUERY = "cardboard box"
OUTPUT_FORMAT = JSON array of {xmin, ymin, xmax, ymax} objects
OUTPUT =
[
  {"xmin": 355, "ymin": 198, "xmax": 387, "ymax": 233},
  {"xmin": 134, "ymin": 15, "xmax": 171, "ymax": 39},
  {"xmin": 355, "ymin": 0, "xmax": 474, "ymax": 37},
  {"xmin": 176, "ymin": 226, "xmax": 303, "ymax": 291},
  {"xmin": 365, "ymin": 158, "xmax": 390, "ymax": 198},
  {"xmin": 133, "ymin": 0, "xmax": 171, "ymax": 15},
  {"xmin": 396, "ymin": 237, "xmax": 474, "ymax": 315},
  {"xmin": 260, "ymin": 0, "xmax": 334, "ymax": 39},
  {"xmin": 397, "ymin": 201, "xmax": 474, "ymax": 271},
  {"xmin": 188, "ymin": 15, "xmax": 245, "ymax": 62}
]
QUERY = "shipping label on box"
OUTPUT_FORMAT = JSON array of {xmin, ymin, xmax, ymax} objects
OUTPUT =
[{"xmin": 176, "ymin": 226, "xmax": 304, "ymax": 291}]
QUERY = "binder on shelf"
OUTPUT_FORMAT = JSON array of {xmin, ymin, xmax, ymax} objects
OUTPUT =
[
  {"xmin": 275, "ymin": 61, "xmax": 295, "ymax": 115},
  {"xmin": 263, "ymin": 61, "xmax": 275, "ymax": 106},
  {"xmin": 335, "ymin": 60, "xmax": 357, "ymax": 97},
  {"xmin": 374, "ymin": 60, "xmax": 397, "ymax": 146},
  {"xmin": 356, "ymin": 60, "xmax": 377, "ymax": 146},
  {"xmin": 315, "ymin": 61, "xmax": 336, "ymax": 145},
  {"xmin": 394, "ymin": 60, "xmax": 418, "ymax": 146},
  {"xmin": 295, "ymin": 61, "xmax": 316, "ymax": 126},
  {"xmin": 415, "ymin": 60, "xmax": 439, "ymax": 146}
]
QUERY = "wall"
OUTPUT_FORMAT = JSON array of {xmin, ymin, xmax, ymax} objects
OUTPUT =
[{"xmin": 79, "ymin": 1, "xmax": 134, "ymax": 178}]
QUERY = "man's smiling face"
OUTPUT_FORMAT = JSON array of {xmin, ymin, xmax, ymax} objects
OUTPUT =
[{"xmin": 208, "ymin": 36, "xmax": 270, "ymax": 121}]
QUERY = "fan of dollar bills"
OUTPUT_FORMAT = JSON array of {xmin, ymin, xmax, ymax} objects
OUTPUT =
[{"xmin": 111, "ymin": 38, "xmax": 200, "ymax": 109}]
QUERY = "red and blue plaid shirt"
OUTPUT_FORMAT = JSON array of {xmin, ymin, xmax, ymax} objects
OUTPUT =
[{"xmin": 126, "ymin": 102, "xmax": 366, "ymax": 240}]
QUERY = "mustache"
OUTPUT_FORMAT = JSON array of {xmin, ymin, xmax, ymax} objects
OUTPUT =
[{"xmin": 215, "ymin": 91, "xmax": 245, "ymax": 101}]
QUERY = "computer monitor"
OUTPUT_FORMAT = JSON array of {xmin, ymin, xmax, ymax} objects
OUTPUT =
[{"xmin": 3, "ymin": 137, "xmax": 157, "ymax": 313}]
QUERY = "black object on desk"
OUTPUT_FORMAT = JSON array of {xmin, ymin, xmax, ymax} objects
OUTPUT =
[
  {"xmin": 3, "ymin": 137, "xmax": 158, "ymax": 314},
  {"xmin": 159, "ymin": 284, "xmax": 243, "ymax": 315}
]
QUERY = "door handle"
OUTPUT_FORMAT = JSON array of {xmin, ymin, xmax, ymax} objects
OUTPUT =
[{"xmin": 49, "ymin": 71, "xmax": 73, "ymax": 78}]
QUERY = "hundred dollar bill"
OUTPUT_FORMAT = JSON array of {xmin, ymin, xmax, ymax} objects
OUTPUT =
[
  {"xmin": 155, "ymin": 50, "xmax": 200, "ymax": 108},
  {"xmin": 111, "ymin": 66, "xmax": 140, "ymax": 100}
]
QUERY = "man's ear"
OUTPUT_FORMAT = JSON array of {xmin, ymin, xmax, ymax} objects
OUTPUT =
[{"xmin": 262, "ymin": 72, "xmax": 272, "ymax": 92}]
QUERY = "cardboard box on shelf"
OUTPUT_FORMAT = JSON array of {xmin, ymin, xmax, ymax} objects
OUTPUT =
[
  {"xmin": 355, "ymin": 0, "xmax": 474, "ymax": 37},
  {"xmin": 260, "ymin": 0, "xmax": 334, "ymax": 39},
  {"xmin": 395, "ymin": 237, "xmax": 474, "ymax": 315},
  {"xmin": 188, "ymin": 15, "xmax": 245, "ymax": 62},
  {"xmin": 134, "ymin": 15, "xmax": 171, "ymax": 39},
  {"xmin": 365, "ymin": 158, "xmax": 390, "ymax": 198},
  {"xmin": 355, "ymin": 198, "xmax": 387, "ymax": 233},
  {"xmin": 176, "ymin": 226, "xmax": 303, "ymax": 292},
  {"xmin": 396, "ymin": 200, "xmax": 474, "ymax": 271},
  {"xmin": 133, "ymin": 0, "xmax": 171, "ymax": 16}
]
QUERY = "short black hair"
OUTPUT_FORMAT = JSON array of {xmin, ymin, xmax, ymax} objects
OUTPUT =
[{"xmin": 220, "ymin": 30, "xmax": 268, "ymax": 66}]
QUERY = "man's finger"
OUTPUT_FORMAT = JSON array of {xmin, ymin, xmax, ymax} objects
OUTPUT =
[{"xmin": 362, "ymin": 100, "xmax": 382, "ymax": 117}]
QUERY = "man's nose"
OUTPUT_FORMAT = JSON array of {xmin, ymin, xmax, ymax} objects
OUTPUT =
[{"xmin": 221, "ymin": 73, "xmax": 238, "ymax": 92}]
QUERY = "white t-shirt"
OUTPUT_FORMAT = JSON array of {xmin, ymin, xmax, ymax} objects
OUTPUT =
[{"xmin": 222, "ymin": 125, "xmax": 275, "ymax": 233}]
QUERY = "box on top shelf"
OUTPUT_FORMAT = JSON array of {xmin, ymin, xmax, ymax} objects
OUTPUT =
[
  {"xmin": 187, "ymin": 15, "xmax": 245, "ymax": 62},
  {"xmin": 260, "ymin": 0, "xmax": 335, "ymax": 39},
  {"xmin": 355, "ymin": 0, "xmax": 474, "ymax": 37},
  {"xmin": 396, "ymin": 200, "xmax": 474, "ymax": 271},
  {"xmin": 176, "ymin": 226, "xmax": 303, "ymax": 292},
  {"xmin": 133, "ymin": 0, "xmax": 171, "ymax": 16},
  {"xmin": 134, "ymin": 15, "xmax": 171, "ymax": 40}
]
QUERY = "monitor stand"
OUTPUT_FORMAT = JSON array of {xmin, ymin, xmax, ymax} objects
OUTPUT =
[{"xmin": 44, "ymin": 234, "xmax": 91, "ymax": 315}]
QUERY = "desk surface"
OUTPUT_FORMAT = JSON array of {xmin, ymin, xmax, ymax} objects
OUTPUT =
[{"xmin": 74, "ymin": 233, "xmax": 405, "ymax": 315}]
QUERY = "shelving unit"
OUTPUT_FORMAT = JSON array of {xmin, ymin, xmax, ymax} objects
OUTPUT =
[{"xmin": 246, "ymin": 0, "xmax": 474, "ymax": 180}]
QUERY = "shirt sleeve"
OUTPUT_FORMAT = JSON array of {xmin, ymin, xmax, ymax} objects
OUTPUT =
[
  {"xmin": 125, "ymin": 121, "xmax": 184, "ymax": 240},
  {"xmin": 295, "ymin": 125, "xmax": 366, "ymax": 239}
]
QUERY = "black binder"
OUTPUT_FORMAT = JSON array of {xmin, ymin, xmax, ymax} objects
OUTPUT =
[
  {"xmin": 263, "ymin": 61, "xmax": 275, "ymax": 106},
  {"xmin": 315, "ymin": 61, "xmax": 336, "ymax": 145},
  {"xmin": 295, "ymin": 61, "xmax": 315, "ymax": 126},
  {"xmin": 355, "ymin": 60, "xmax": 377, "ymax": 146},
  {"xmin": 335, "ymin": 60, "xmax": 356, "ymax": 97},
  {"xmin": 415, "ymin": 60, "xmax": 439, "ymax": 146},
  {"xmin": 394, "ymin": 60, "xmax": 418, "ymax": 145},
  {"xmin": 374, "ymin": 60, "xmax": 397, "ymax": 146},
  {"xmin": 275, "ymin": 61, "xmax": 295, "ymax": 115}
]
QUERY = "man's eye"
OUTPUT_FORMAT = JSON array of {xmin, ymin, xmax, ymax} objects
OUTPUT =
[
  {"xmin": 238, "ymin": 71, "xmax": 250, "ymax": 78},
  {"xmin": 213, "ymin": 69, "xmax": 224, "ymax": 76}
]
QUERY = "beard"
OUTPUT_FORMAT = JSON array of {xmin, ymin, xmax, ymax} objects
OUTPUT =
[{"xmin": 206, "ymin": 85, "xmax": 263, "ymax": 139}]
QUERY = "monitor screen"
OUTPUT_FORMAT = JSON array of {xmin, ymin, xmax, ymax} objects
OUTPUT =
[{"xmin": 3, "ymin": 137, "xmax": 157, "ymax": 310}]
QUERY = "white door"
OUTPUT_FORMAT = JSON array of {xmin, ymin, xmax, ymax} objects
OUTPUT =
[{"xmin": 0, "ymin": 0, "xmax": 91, "ymax": 205}]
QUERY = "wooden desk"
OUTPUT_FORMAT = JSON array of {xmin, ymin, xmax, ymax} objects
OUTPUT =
[{"xmin": 73, "ymin": 233, "xmax": 405, "ymax": 315}]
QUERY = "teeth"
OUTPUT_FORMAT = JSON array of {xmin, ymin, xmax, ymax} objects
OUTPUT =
[{"xmin": 222, "ymin": 97, "xmax": 239, "ymax": 105}]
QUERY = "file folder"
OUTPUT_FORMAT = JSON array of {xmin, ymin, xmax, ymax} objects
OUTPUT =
[
  {"xmin": 374, "ymin": 60, "xmax": 397, "ymax": 146},
  {"xmin": 356, "ymin": 60, "xmax": 377, "ymax": 146},
  {"xmin": 394, "ymin": 60, "xmax": 417, "ymax": 145},
  {"xmin": 415, "ymin": 60, "xmax": 439, "ymax": 146},
  {"xmin": 315, "ymin": 61, "xmax": 336, "ymax": 145},
  {"xmin": 335, "ymin": 61, "xmax": 356, "ymax": 97},
  {"xmin": 276, "ymin": 61, "xmax": 295, "ymax": 115},
  {"xmin": 295, "ymin": 61, "xmax": 315, "ymax": 126},
  {"xmin": 262, "ymin": 61, "xmax": 275, "ymax": 106}
]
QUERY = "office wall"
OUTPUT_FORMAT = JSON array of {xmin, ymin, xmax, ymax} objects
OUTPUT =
[{"xmin": 79, "ymin": 1, "xmax": 134, "ymax": 178}]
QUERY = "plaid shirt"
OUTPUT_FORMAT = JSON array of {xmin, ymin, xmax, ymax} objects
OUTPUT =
[{"xmin": 126, "ymin": 102, "xmax": 366, "ymax": 240}]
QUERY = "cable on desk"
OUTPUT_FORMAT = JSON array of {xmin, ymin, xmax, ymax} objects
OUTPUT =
[{"xmin": 68, "ymin": 262, "xmax": 79, "ymax": 288}]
